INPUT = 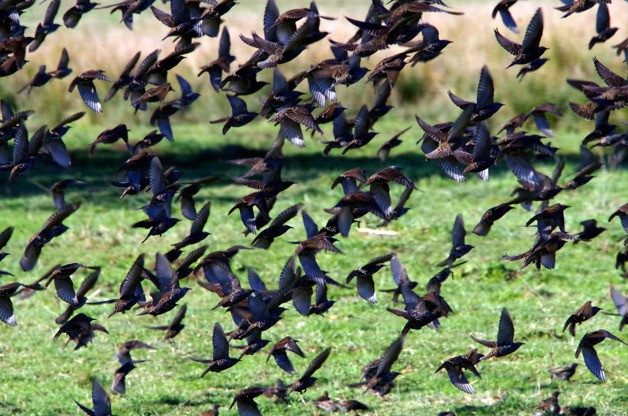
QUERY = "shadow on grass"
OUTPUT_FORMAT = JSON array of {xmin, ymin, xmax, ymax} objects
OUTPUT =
[{"xmin": 1, "ymin": 141, "xmax": 621, "ymax": 204}]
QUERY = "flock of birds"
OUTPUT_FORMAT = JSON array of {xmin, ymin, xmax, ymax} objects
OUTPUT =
[{"xmin": 0, "ymin": 0, "xmax": 627, "ymax": 415}]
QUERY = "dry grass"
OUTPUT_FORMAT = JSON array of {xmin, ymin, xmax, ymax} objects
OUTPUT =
[{"xmin": 5, "ymin": 1, "xmax": 626, "ymax": 134}]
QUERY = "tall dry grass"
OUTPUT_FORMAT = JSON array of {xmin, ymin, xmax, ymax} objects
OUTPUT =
[{"xmin": 4, "ymin": 1, "xmax": 627, "ymax": 137}]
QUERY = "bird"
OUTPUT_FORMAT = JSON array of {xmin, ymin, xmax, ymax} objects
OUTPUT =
[
  {"xmin": 435, "ymin": 348, "xmax": 483, "ymax": 394},
  {"xmin": 209, "ymin": 95, "xmax": 258, "ymax": 135},
  {"xmin": 526, "ymin": 103, "xmax": 563, "ymax": 137},
  {"xmin": 199, "ymin": 27, "xmax": 235, "ymax": 92},
  {"xmin": 574, "ymin": 220, "xmax": 606, "ymax": 243},
  {"xmin": 387, "ymin": 285, "xmax": 452, "ymax": 334},
  {"xmin": 472, "ymin": 307, "xmax": 524, "ymax": 360},
  {"xmin": 346, "ymin": 253, "xmax": 393, "ymax": 303},
  {"xmin": 230, "ymin": 386, "xmax": 268, "ymax": 416},
  {"xmin": 549, "ymin": 363, "xmax": 578, "ymax": 381},
  {"xmin": 112, "ymin": 360, "xmax": 147, "ymax": 394},
  {"xmin": 115, "ymin": 340, "xmax": 157, "ymax": 365},
  {"xmin": 251, "ymin": 204, "xmax": 302, "ymax": 249},
  {"xmin": 350, "ymin": 335, "xmax": 404, "ymax": 397},
  {"xmin": 609, "ymin": 286, "xmax": 627, "ymax": 331},
  {"xmin": 102, "ymin": 254, "xmax": 146, "ymax": 317},
  {"xmin": 588, "ymin": 3, "xmax": 617, "ymax": 50},
  {"xmin": 68, "ymin": 70, "xmax": 111, "ymax": 113},
  {"xmin": 55, "ymin": 268, "xmax": 101, "ymax": 324},
  {"xmin": 74, "ymin": 378, "xmax": 112, "ymax": 416},
  {"xmin": 267, "ymin": 336, "xmax": 305, "ymax": 374},
  {"xmin": 46, "ymin": 179, "xmax": 85, "ymax": 210},
  {"xmin": 576, "ymin": 330, "xmax": 626, "ymax": 381},
  {"xmin": 0, "ymin": 282, "xmax": 22, "ymax": 326},
  {"xmin": 172, "ymin": 202, "xmax": 211, "ymax": 251},
  {"xmin": 563, "ymin": 301, "xmax": 602, "ymax": 337},
  {"xmin": 29, "ymin": 0, "xmax": 61, "ymax": 52},
  {"xmin": 609, "ymin": 203, "xmax": 628, "ymax": 233},
  {"xmin": 191, "ymin": 322, "xmax": 240, "ymax": 376},
  {"xmin": 447, "ymin": 65, "xmax": 504, "ymax": 123},
  {"xmin": 63, "ymin": 0, "xmax": 99, "ymax": 29},
  {"xmin": 535, "ymin": 391, "xmax": 561, "ymax": 414},
  {"xmin": 89, "ymin": 124, "xmax": 130, "ymax": 155},
  {"xmin": 438, "ymin": 214, "xmax": 474, "ymax": 267},
  {"xmin": 53, "ymin": 313, "xmax": 107, "ymax": 350},
  {"xmin": 138, "ymin": 253, "xmax": 190, "ymax": 316},
  {"xmin": 288, "ymin": 346, "xmax": 331, "ymax": 394},
  {"xmin": 473, "ymin": 203, "xmax": 514, "ymax": 236},
  {"xmin": 495, "ymin": 8, "xmax": 547, "ymax": 69},
  {"xmin": 44, "ymin": 263, "xmax": 99, "ymax": 306},
  {"xmin": 492, "ymin": 0, "xmax": 520, "ymax": 34},
  {"xmin": 147, "ymin": 304, "xmax": 187, "ymax": 341}
]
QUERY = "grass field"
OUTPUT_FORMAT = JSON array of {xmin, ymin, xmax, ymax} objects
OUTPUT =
[
  {"xmin": 0, "ymin": 0, "xmax": 627, "ymax": 415},
  {"xmin": 0, "ymin": 120, "xmax": 626, "ymax": 415}
]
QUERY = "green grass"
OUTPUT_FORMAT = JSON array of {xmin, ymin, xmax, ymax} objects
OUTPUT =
[
  {"xmin": 0, "ymin": 121, "xmax": 626, "ymax": 416},
  {"xmin": 1, "ymin": 0, "xmax": 626, "ymax": 414}
]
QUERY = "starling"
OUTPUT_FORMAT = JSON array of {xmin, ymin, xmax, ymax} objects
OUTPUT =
[
  {"xmin": 112, "ymin": 360, "xmax": 147, "ymax": 395},
  {"xmin": 438, "ymin": 214, "xmax": 474, "ymax": 267},
  {"xmin": 473, "ymin": 203, "xmax": 514, "ymax": 236},
  {"xmin": 44, "ymin": 263, "xmax": 99, "ymax": 306},
  {"xmin": 230, "ymin": 386, "xmax": 267, "ymax": 416},
  {"xmin": 69, "ymin": 70, "xmax": 111, "ymax": 113},
  {"xmin": 609, "ymin": 286, "xmax": 627, "ymax": 331},
  {"xmin": 435, "ymin": 348, "xmax": 483, "ymax": 394},
  {"xmin": 359, "ymin": 335, "xmax": 404, "ymax": 396},
  {"xmin": 115, "ymin": 340, "xmax": 157, "ymax": 365},
  {"xmin": 574, "ymin": 220, "xmax": 606, "ymax": 243},
  {"xmin": 495, "ymin": 8, "xmax": 548, "ymax": 69},
  {"xmin": 288, "ymin": 346, "xmax": 331, "ymax": 394},
  {"xmin": 107, "ymin": 254, "xmax": 146, "ymax": 317},
  {"xmin": 147, "ymin": 304, "xmax": 187, "ymax": 340},
  {"xmin": 576, "ymin": 330, "xmax": 626, "ymax": 381},
  {"xmin": 492, "ymin": 0, "xmax": 520, "ymax": 33},
  {"xmin": 267, "ymin": 336, "xmax": 305, "ymax": 374},
  {"xmin": 251, "ymin": 204, "xmax": 302, "ymax": 249},
  {"xmin": 535, "ymin": 391, "xmax": 561, "ymax": 414},
  {"xmin": 0, "ymin": 282, "xmax": 22, "ymax": 326},
  {"xmin": 563, "ymin": 301, "xmax": 602, "ymax": 337},
  {"xmin": 74, "ymin": 378, "xmax": 112, "ymax": 416},
  {"xmin": 137, "ymin": 253, "xmax": 190, "ymax": 316},
  {"xmin": 89, "ymin": 124, "xmax": 130, "ymax": 155},
  {"xmin": 387, "ymin": 286, "xmax": 452, "ymax": 334},
  {"xmin": 472, "ymin": 307, "xmax": 524, "ymax": 359},
  {"xmin": 346, "ymin": 253, "xmax": 393, "ymax": 303},
  {"xmin": 191, "ymin": 322, "xmax": 240, "ymax": 376},
  {"xmin": 609, "ymin": 203, "xmax": 628, "ymax": 233},
  {"xmin": 53, "ymin": 313, "xmax": 107, "ymax": 350},
  {"xmin": 447, "ymin": 65, "xmax": 504, "ymax": 123},
  {"xmin": 209, "ymin": 95, "xmax": 258, "ymax": 135},
  {"xmin": 29, "ymin": 0, "xmax": 61, "ymax": 52},
  {"xmin": 549, "ymin": 363, "xmax": 578, "ymax": 381},
  {"xmin": 55, "ymin": 268, "xmax": 101, "ymax": 324},
  {"xmin": 588, "ymin": 4, "xmax": 617, "ymax": 49}
]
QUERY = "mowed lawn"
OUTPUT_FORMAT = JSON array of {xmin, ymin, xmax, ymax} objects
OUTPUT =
[{"xmin": 0, "ymin": 119, "xmax": 626, "ymax": 415}]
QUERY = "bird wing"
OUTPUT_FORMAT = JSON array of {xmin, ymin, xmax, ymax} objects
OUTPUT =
[
  {"xmin": 451, "ymin": 214, "xmax": 467, "ymax": 248},
  {"xmin": 212, "ymin": 322, "xmax": 230, "ymax": 360},
  {"xmin": 376, "ymin": 335, "xmax": 404, "ymax": 376},
  {"xmin": 448, "ymin": 368, "xmax": 474, "ymax": 394},
  {"xmin": 497, "ymin": 307, "xmax": 515, "ymax": 345},
  {"xmin": 301, "ymin": 347, "xmax": 331, "ymax": 379},
  {"xmin": 476, "ymin": 65, "xmax": 495, "ymax": 109},
  {"xmin": 581, "ymin": 347, "xmax": 605, "ymax": 382},
  {"xmin": 91, "ymin": 379, "xmax": 112, "ymax": 416},
  {"xmin": 521, "ymin": 8, "xmax": 543, "ymax": 52},
  {"xmin": 610, "ymin": 287, "xmax": 628, "ymax": 316},
  {"xmin": 494, "ymin": 29, "xmax": 521, "ymax": 55}
]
